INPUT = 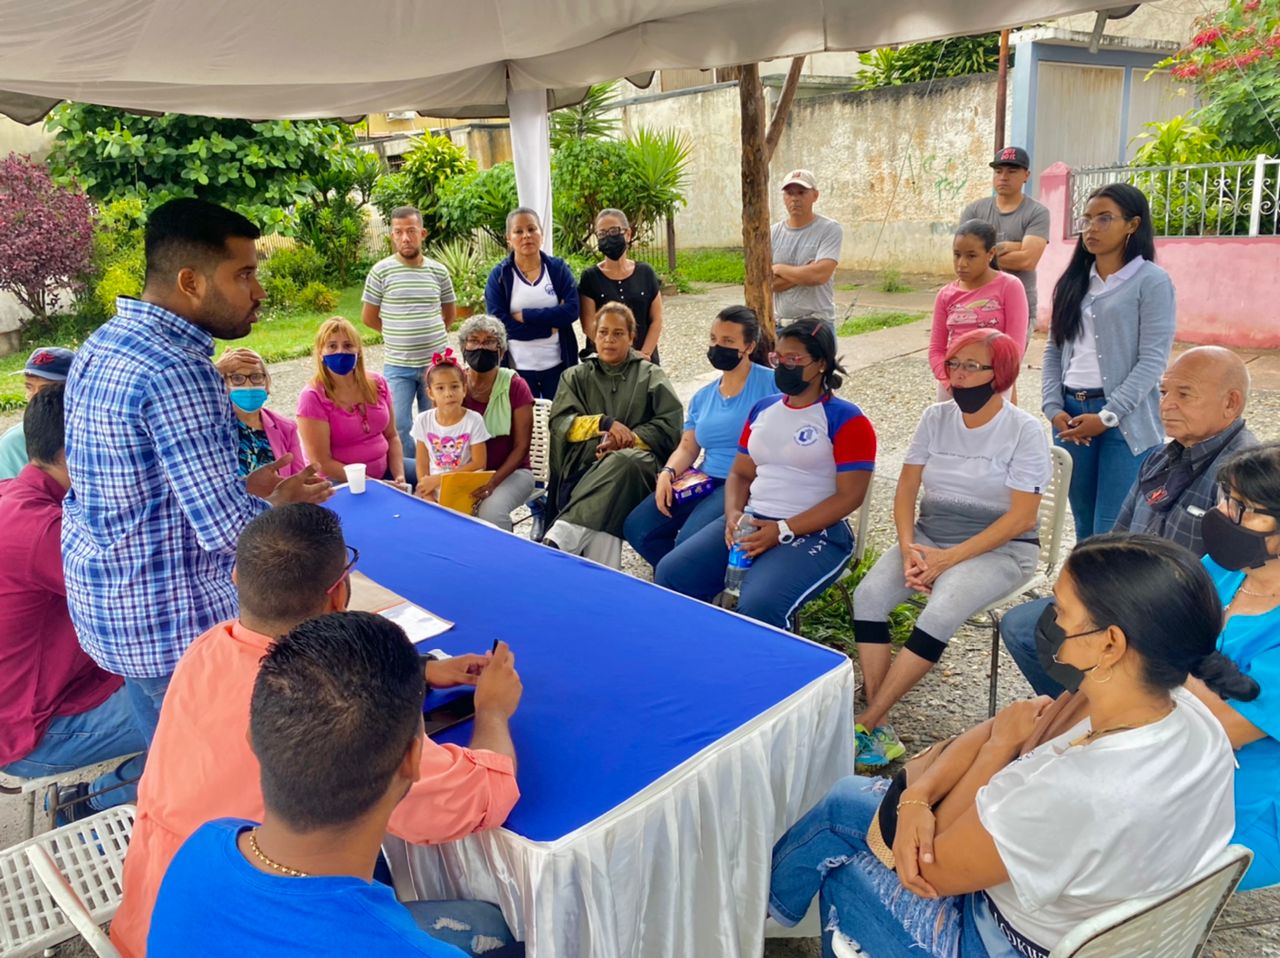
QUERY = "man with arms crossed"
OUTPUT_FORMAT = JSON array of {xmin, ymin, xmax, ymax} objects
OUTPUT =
[{"xmin": 771, "ymin": 170, "xmax": 844, "ymax": 329}]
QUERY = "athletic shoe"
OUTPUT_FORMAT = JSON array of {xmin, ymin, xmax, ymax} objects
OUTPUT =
[
  {"xmin": 854, "ymin": 724, "xmax": 889, "ymax": 771},
  {"xmin": 871, "ymin": 724, "xmax": 907, "ymax": 763}
]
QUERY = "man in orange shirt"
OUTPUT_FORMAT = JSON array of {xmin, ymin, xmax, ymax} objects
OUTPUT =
[{"xmin": 112, "ymin": 504, "xmax": 522, "ymax": 958}]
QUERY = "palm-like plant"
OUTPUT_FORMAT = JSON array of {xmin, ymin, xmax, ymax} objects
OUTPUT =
[{"xmin": 550, "ymin": 83, "xmax": 621, "ymax": 147}]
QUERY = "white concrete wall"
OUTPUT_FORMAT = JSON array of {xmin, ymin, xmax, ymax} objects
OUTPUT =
[{"xmin": 613, "ymin": 74, "xmax": 1004, "ymax": 273}]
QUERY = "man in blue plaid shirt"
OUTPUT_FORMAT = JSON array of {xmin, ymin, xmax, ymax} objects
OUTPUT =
[
  {"xmin": 1000, "ymin": 345, "xmax": 1255, "ymax": 696},
  {"xmin": 62, "ymin": 199, "xmax": 332, "ymax": 742}
]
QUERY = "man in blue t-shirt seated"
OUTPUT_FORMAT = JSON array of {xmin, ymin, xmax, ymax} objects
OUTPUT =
[{"xmin": 148, "ymin": 612, "xmax": 521, "ymax": 957}]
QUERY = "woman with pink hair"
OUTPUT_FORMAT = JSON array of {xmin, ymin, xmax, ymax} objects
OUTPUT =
[{"xmin": 852, "ymin": 330, "xmax": 1051, "ymax": 769}]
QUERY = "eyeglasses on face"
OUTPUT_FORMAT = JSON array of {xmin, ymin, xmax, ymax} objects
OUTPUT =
[
  {"xmin": 1073, "ymin": 213, "xmax": 1122, "ymax": 233},
  {"xmin": 595, "ymin": 227, "xmax": 625, "ymax": 240},
  {"xmin": 227, "ymin": 372, "xmax": 267, "ymax": 386},
  {"xmin": 1216, "ymin": 483, "xmax": 1280, "ymax": 526},
  {"xmin": 464, "ymin": 339, "xmax": 501, "ymax": 350},
  {"xmin": 325, "ymin": 544, "xmax": 360, "ymax": 595},
  {"xmin": 944, "ymin": 360, "xmax": 994, "ymax": 374},
  {"xmin": 768, "ymin": 351, "xmax": 816, "ymax": 370}
]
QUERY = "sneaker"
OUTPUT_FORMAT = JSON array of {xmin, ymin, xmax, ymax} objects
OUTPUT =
[
  {"xmin": 871, "ymin": 724, "xmax": 907, "ymax": 764},
  {"xmin": 854, "ymin": 724, "xmax": 889, "ymax": 771},
  {"xmin": 50, "ymin": 783, "xmax": 94, "ymax": 826}
]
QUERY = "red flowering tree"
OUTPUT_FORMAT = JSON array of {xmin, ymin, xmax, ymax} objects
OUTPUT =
[
  {"xmin": 0, "ymin": 153, "xmax": 93, "ymax": 327},
  {"xmin": 1158, "ymin": 0, "xmax": 1280, "ymax": 151}
]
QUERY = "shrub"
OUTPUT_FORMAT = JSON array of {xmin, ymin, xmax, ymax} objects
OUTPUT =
[
  {"xmin": 295, "ymin": 195, "xmax": 367, "ymax": 286},
  {"xmin": 297, "ymin": 280, "xmax": 339, "ymax": 313},
  {"xmin": 370, "ymin": 171, "xmax": 416, "ymax": 225},
  {"xmin": 75, "ymin": 196, "xmax": 145, "ymax": 322},
  {"xmin": 0, "ymin": 153, "xmax": 94, "ymax": 327},
  {"xmin": 260, "ymin": 273, "xmax": 301, "ymax": 314},
  {"xmin": 262, "ymin": 244, "xmax": 326, "ymax": 288},
  {"xmin": 427, "ymin": 238, "xmax": 488, "ymax": 311},
  {"xmin": 879, "ymin": 268, "xmax": 909, "ymax": 293},
  {"xmin": 397, "ymin": 134, "xmax": 476, "ymax": 241},
  {"xmin": 436, "ymin": 163, "xmax": 520, "ymax": 247}
]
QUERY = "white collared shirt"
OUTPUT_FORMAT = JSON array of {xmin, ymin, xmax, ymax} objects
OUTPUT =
[{"xmin": 1063, "ymin": 256, "xmax": 1147, "ymax": 389}]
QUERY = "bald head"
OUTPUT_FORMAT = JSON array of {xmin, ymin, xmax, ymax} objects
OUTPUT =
[{"xmin": 1159, "ymin": 346, "xmax": 1249, "ymax": 446}]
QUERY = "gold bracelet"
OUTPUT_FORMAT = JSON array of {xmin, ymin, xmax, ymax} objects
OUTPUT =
[{"xmin": 897, "ymin": 799, "xmax": 932, "ymax": 812}]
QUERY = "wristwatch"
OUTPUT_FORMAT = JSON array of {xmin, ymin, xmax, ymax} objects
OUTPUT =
[
  {"xmin": 1099, "ymin": 409, "xmax": 1120, "ymax": 429},
  {"xmin": 776, "ymin": 519, "xmax": 796, "ymax": 544}
]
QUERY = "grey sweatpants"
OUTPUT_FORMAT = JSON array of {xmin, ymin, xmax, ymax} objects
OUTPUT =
[
  {"xmin": 475, "ymin": 468, "xmax": 536, "ymax": 533},
  {"xmin": 853, "ymin": 528, "xmax": 1039, "ymax": 644}
]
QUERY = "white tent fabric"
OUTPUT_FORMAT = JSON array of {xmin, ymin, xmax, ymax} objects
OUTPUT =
[
  {"xmin": 0, "ymin": 0, "xmax": 1123, "ymax": 123},
  {"xmin": 508, "ymin": 87, "xmax": 555, "ymax": 253}
]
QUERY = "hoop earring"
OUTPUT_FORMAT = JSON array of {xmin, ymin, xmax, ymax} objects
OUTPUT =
[{"xmin": 1090, "ymin": 665, "xmax": 1114, "ymax": 685}]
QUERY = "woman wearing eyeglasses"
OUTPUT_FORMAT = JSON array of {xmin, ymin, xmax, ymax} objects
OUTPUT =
[
  {"xmin": 1043, "ymin": 183, "xmax": 1176, "ymax": 541},
  {"xmin": 214, "ymin": 348, "xmax": 306, "ymax": 479},
  {"xmin": 1184, "ymin": 442, "xmax": 1280, "ymax": 891},
  {"xmin": 655, "ymin": 321, "xmax": 875, "ymax": 629},
  {"xmin": 578, "ymin": 209, "xmax": 664, "ymax": 363},
  {"xmin": 851, "ymin": 330, "xmax": 1050, "ymax": 770}
]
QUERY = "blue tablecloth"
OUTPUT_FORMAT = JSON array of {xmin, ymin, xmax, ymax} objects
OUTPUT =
[{"xmin": 328, "ymin": 483, "xmax": 847, "ymax": 843}]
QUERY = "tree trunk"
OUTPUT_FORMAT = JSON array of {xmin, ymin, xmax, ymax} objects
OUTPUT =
[
  {"xmin": 737, "ymin": 63, "xmax": 774, "ymax": 338},
  {"xmin": 764, "ymin": 57, "xmax": 806, "ymax": 164}
]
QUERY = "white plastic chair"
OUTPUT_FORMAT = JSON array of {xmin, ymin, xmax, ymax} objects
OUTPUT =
[
  {"xmin": 821, "ymin": 445, "xmax": 1071, "ymax": 717},
  {"xmin": 1049, "ymin": 843, "xmax": 1253, "ymax": 957},
  {"xmin": 0, "ymin": 752, "xmax": 141, "ymax": 839},
  {"xmin": 0, "ymin": 804, "xmax": 134, "ymax": 957},
  {"xmin": 513, "ymin": 397, "xmax": 553, "ymax": 532}
]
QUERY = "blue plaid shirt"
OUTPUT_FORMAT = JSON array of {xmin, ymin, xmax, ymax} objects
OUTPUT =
[{"xmin": 62, "ymin": 298, "xmax": 270, "ymax": 678}]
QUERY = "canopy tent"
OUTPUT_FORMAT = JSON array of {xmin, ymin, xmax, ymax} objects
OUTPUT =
[
  {"xmin": 1, "ymin": 0, "xmax": 1136, "ymax": 286},
  {"xmin": 1, "ymin": 0, "xmax": 1133, "ymax": 123}
]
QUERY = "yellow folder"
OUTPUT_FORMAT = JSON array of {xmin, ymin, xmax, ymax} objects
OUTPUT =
[{"xmin": 438, "ymin": 471, "xmax": 497, "ymax": 516}]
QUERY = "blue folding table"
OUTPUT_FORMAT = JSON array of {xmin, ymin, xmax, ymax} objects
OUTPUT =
[{"xmin": 328, "ymin": 483, "xmax": 854, "ymax": 958}]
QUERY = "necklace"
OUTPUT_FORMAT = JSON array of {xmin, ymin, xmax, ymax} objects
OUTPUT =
[
  {"xmin": 1237, "ymin": 580, "xmax": 1280, "ymax": 598},
  {"xmin": 516, "ymin": 258, "xmax": 541, "ymax": 283},
  {"xmin": 1069, "ymin": 703, "xmax": 1173, "ymax": 748},
  {"xmin": 248, "ymin": 829, "xmax": 309, "ymax": 878}
]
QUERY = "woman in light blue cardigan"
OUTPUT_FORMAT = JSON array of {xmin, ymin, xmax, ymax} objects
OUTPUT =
[{"xmin": 1042, "ymin": 183, "xmax": 1176, "ymax": 540}]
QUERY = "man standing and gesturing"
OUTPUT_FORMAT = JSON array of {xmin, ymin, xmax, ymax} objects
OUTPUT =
[{"xmin": 62, "ymin": 198, "xmax": 332, "ymax": 743}]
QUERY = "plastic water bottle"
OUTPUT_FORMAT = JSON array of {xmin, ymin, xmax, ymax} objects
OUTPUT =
[{"xmin": 724, "ymin": 508, "xmax": 756, "ymax": 597}]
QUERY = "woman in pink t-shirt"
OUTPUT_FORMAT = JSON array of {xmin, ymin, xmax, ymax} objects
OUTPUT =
[
  {"xmin": 296, "ymin": 317, "xmax": 409, "ymax": 490},
  {"xmin": 929, "ymin": 220, "xmax": 1029, "ymax": 401}
]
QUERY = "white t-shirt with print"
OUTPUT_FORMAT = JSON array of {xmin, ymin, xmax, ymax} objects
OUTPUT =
[
  {"xmin": 903, "ymin": 400, "xmax": 1051, "ymax": 545},
  {"xmin": 507, "ymin": 265, "xmax": 562, "ymax": 372},
  {"xmin": 409, "ymin": 408, "xmax": 490, "ymax": 475},
  {"xmin": 976, "ymin": 687, "xmax": 1235, "ymax": 953}
]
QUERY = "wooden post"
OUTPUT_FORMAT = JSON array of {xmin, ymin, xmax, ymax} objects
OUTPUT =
[
  {"xmin": 737, "ymin": 63, "xmax": 775, "ymax": 336},
  {"xmin": 994, "ymin": 30, "xmax": 1010, "ymax": 152},
  {"xmin": 764, "ymin": 56, "xmax": 806, "ymax": 164}
]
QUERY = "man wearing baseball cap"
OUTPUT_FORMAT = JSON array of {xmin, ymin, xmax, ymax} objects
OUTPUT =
[
  {"xmin": 771, "ymin": 169, "xmax": 844, "ymax": 329},
  {"xmin": 0, "ymin": 347, "xmax": 76, "ymax": 480},
  {"xmin": 959, "ymin": 147, "xmax": 1051, "ymax": 330}
]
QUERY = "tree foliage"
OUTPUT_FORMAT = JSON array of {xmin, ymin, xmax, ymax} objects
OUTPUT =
[
  {"xmin": 0, "ymin": 153, "xmax": 94, "ymax": 326},
  {"xmin": 1156, "ymin": 0, "xmax": 1280, "ymax": 153},
  {"xmin": 394, "ymin": 134, "xmax": 476, "ymax": 240},
  {"xmin": 853, "ymin": 33, "xmax": 1002, "ymax": 90},
  {"xmin": 549, "ymin": 84, "xmax": 621, "ymax": 148},
  {"xmin": 44, "ymin": 104, "xmax": 349, "ymax": 232}
]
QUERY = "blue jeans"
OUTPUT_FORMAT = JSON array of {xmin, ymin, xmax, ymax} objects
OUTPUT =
[
  {"xmin": 405, "ymin": 899, "xmax": 522, "ymax": 957},
  {"xmin": 999, "ymin": 596, "xmax": 1066, "ymax": 698},
  {"xmin": 654, "ymin": 516, "xmax": 853, "ymax": 629},
  {"xmin": 623, "ymin": 482, "xmax": 726, "ymax": 568},
  {"xmin": 123, "ymin": 674, "xmax": 172, "ymax": 746},
  {"xmin": 385, "ymin": 363, "xmax": 430, "ymax": 486},
  {"xmin": 769, "ymin": 775, "xmax": 995, "ymax": 958},
  {"xmin": 517, "ymin": 364, "xmax": 565, "ymax": 401},
  {"xmin": 1056, "ymin": 392, "xmax": 1155, "ymax": 540},
  {"xmin": 2, "ymin": 687, "xmax": 147, "ymax": 811}
]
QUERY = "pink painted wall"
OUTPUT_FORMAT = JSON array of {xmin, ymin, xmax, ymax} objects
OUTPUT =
[{"xmin": 1035, "ymin": 162, "xmax": 1280, "ymax": 350}]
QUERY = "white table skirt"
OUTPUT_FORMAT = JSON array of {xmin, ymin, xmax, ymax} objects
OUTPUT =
[{"xmin": 384, "ymin": 658, "xmax": 855, "ymax": 957}]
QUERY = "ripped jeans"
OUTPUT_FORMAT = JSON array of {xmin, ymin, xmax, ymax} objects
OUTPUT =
[
  {"xmin": 769, "ymin": 776, "xmax": 1006, "ymax": 958},
  {"xmin": 405, "ymin": 900, "xmax": 523, "ymax": 957}
]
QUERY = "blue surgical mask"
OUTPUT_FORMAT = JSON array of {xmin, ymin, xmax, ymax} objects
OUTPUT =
[
  {"xmin": 322, "ymin": 352, "xmax": 358, "ymax": 376},
  {"xmin": 229, "ymin": 387, "xmax": 268, "ymax": 413}
]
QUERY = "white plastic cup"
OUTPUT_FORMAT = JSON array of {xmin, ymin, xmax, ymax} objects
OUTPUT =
[{"xmin": 344, "ymin": 463, "xmax": 367, "ymax": 494}]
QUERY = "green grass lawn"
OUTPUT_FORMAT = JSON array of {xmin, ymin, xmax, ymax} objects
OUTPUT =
[
  {"xmin": 216, "ymin": 285, "xmax": 371, "ymax": 362},
  {"xmin": 0, "ymin": 285, "xmax": 368, "ymax": 412},
  {"xmin": 837, "ymin": 309, "xmax": 926, "ymax": 337},
  {"xmin": 673, "ymin": 248, "xmax": 746, "ymax": 286}
]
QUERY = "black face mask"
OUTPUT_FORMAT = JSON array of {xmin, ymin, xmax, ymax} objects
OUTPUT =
[
  {"xmin": 707, "ymin": 345, "xmax": 742, "ymax": 372},
  {"xmin": 774, "ymin": 365, "xmax": 812, "ymax": 396},
  {"xmin": 464, "ymin": 348, "xmax": 500, "ymax": 373},
  {"xmin": 1202, "ymin": 506, "xmax": 1276, "ymax": 571},
  {"xmin": 1034, "ymin": 604, "xmax": 1102, "ymax": 694},
  {"xmin": 951, "ymin": 381, "xmax": 996, "ymax": 414},
  {"xmin": 598, "ymin": 234, "xmax": 627, "ymax": 261}
]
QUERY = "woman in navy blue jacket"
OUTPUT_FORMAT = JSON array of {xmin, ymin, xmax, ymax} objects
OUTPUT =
[{"xmin": 484, "ymin": 207, "xmax": 580, "ymax": 399}]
